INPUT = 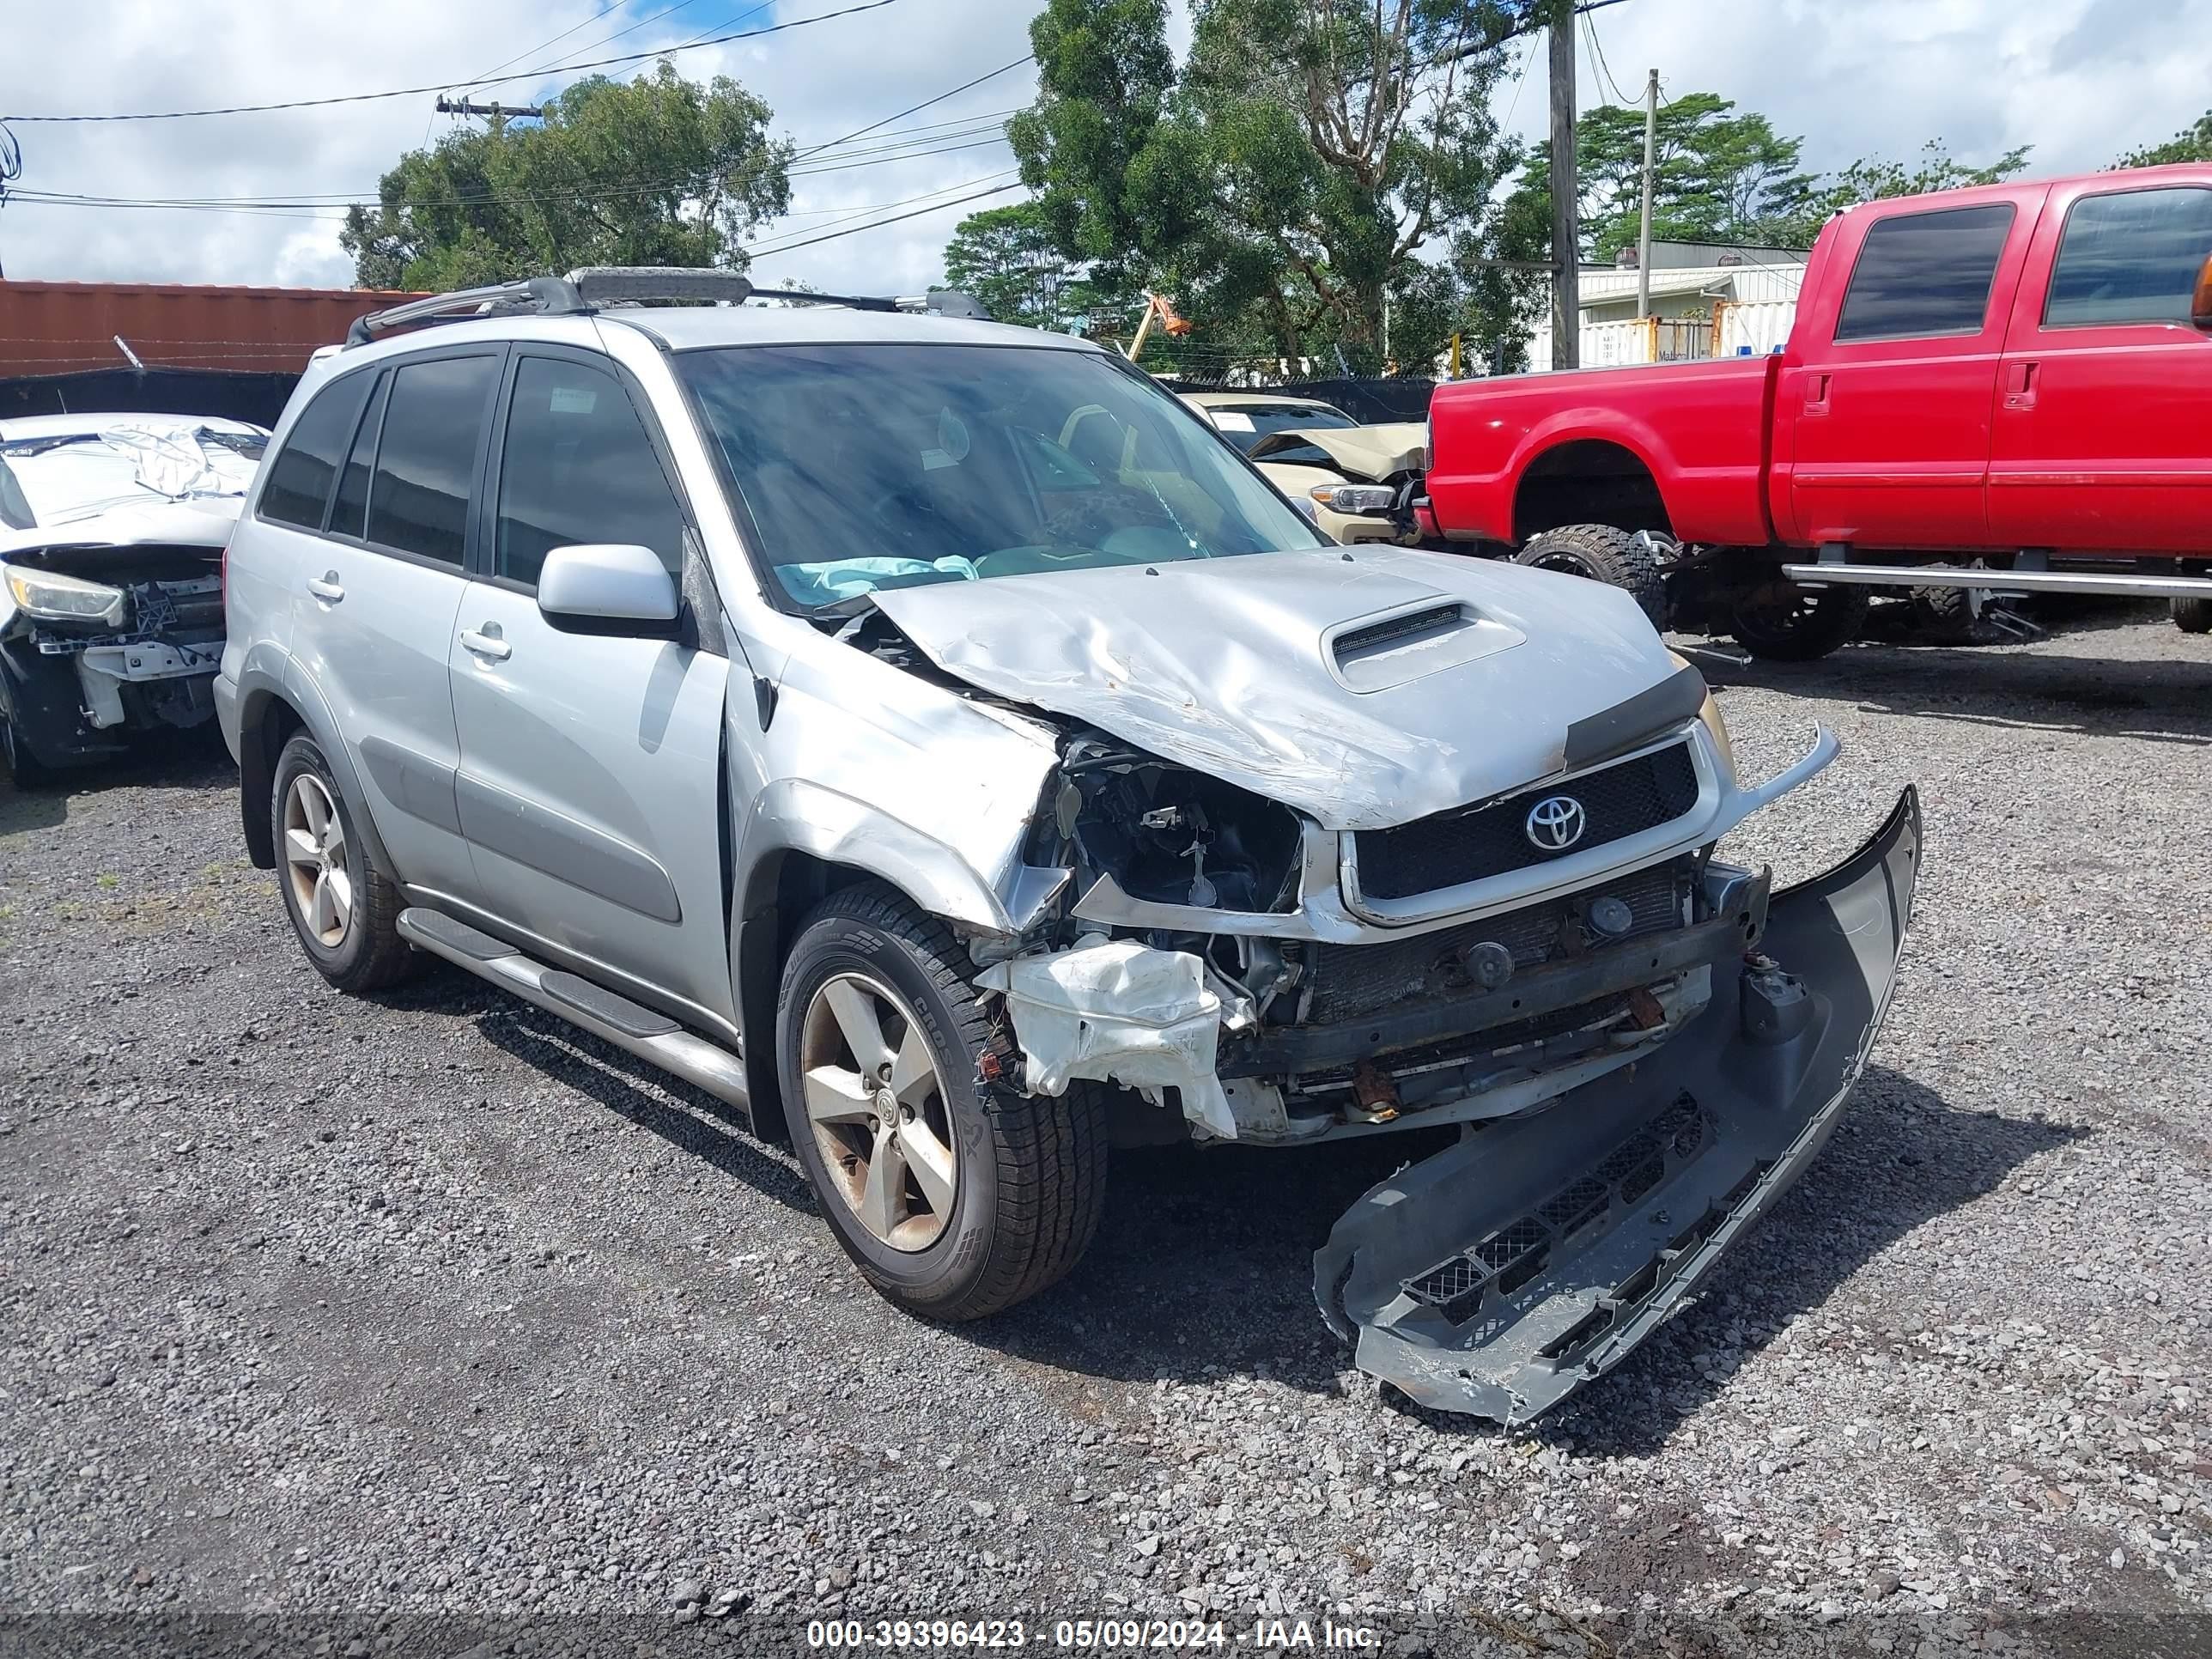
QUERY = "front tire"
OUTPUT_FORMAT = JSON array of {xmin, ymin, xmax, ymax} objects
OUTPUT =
[
  {"xmin": 1512, "ymin": 525, "xmax": 1668, "ymax": 628},
  {"xmin": 1729, "ymin": 574, "xmax": 1869, "ymax": 662},
  {"xmin": 2174, "ymin": 596, "xmax": 2212, "ymax": 635},
  {"xmin": 1, "ymin": 713, "xmax": 50, "ymax": 790},
  {"xmin": 271, "ymin": 733, "xmax": 418, "ymax": 992},
  {"xmin": 776, "ymin": 883, "xmax": 1107, "ymax": 1321}
]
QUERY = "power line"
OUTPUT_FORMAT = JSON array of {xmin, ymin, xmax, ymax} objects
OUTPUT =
[
  {"xmin": 0, "ymin": 0, "xmax": 902, "ymax": 123},
  {"xmin": 461, "ymin": 0, "xmax": 629, "ymax": 91},
  {"xmin": 745, "ymin": 169, "xmax": 1019, "ymax": 254},
  {"xmin": 509, "ymin": 0, "xmax": 715, "ymax": 84},
  {"xmin": 747, "ymin": 181, "xmax": 1021, "ymax": 260},
  {"xmin": 1581, "ymin": 9, "xmax": 1632, "ymax": 106},
  {"xmin": 793, "ymin": 56, "xmax": 1033, "ymax": 161}
]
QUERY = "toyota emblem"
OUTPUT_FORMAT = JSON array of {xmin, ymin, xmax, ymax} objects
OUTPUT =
[{"xmin": 1524, "ymin": 794, "xmax": 1587, "ymax": 852}]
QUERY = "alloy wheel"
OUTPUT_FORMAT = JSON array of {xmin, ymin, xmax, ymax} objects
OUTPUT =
[
  {"xmin": 283, "ymin": 773, "xmax": 354, "ymax": 947},
  {"xmin": 799, "ymin": 971, "xmax": 959, "ymax": 1252}
]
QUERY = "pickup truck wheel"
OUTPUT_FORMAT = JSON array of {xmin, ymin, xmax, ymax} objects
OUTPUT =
[
  {"xmin": 1729, "ymin": 576, "xmax": 1869, "ymax": 662},
  {"xmin": 776, "ymin": 883, "xmax": 1108, "ymax": 1322},
  {"xmin": 1512, "ymin": 525, "xmax": 1668, "ymax": 626},
  {"xmin": 1911, "ymin": 564, "xmax": 2009, "ymax": 644},
  {"xmin": 2174, "ymin": 597, "xmax": 2212, "ymax": 635},
  {"xmin": 270, "ymin": 733, "xmax": 420, "ymax": 993}
]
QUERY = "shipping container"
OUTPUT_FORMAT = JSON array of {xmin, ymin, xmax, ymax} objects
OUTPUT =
[{"xmin": 0, "ymin": 280, "xmax": 426, "ymax": 377}]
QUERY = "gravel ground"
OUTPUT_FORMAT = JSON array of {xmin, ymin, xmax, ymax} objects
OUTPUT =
[{"xmin": 2, "ymin": 605, "xmax": 2208, "ymax": 1657}]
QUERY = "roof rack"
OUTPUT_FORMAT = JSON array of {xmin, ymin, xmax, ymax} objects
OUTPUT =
[
  {"xmin": 345, "ymin": 266, "xmax": 756, "ymax": 345},
  {"xmin": 344, "ymin": 268, "xmax": 991, "ymax": 346}
]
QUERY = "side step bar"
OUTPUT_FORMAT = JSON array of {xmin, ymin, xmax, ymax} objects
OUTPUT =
[
  {"xmin": 1781, "ymin": 562, "xmax": 2212, "ymax": 601},
  {"xmin": 395, "ymin": 908, "xmax": 750, "ymax": 1114}
]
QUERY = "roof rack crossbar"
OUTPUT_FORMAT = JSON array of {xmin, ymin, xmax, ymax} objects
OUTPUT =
[{"xmin": 346, "ymin": 266, "xmax": 756, "ymax": 345}]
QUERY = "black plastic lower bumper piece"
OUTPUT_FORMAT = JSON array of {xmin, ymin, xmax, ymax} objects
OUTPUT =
[{"xmin": 1313, "ymin": 787, "xmax": 1922, "ymax": 1424}]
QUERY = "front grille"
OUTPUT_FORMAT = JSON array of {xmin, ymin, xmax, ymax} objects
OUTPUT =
[
  {"xmin": 1306, "ymin": 857, "xmax": 1690, "ymax": 1024},
  {"xmin": 1352, "ymin": 742, "xmax": 1700, "ymax": 902}
]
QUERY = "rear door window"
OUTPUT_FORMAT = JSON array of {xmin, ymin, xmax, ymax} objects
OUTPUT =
[
  {"xmin": 493, "ymin": 356, "xmax": 687, "ymax": 587},
  {"xmin": 1834, "ymin": 204, "xmax": 2016, "ymax": 343},
  {"xmin": 328, "ymin": 371, "xmax": 389, "ymax": 542},
  {"xmin": 364, "ymin": 355, "xmax": 499, "ymax": 566},
  {"xmin": 259, "ymin": 372, "xmax": 375, "ymax": 530},
  {"xmin": 2045, "ymin": 186, "xmax": 2212, "ymax": 327}
]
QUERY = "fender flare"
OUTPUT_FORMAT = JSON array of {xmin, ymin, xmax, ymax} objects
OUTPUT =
[
  {"xmin": 1506, "ymin": 410, "xmax": 1680, "ymax": 532},
  {"xmin": 234, "ymin": 650, "xmax": 398, "ymax": 880}
]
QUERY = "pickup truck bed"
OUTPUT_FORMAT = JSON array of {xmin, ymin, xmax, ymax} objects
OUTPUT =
[{"xmin": 1422, "ymin": 161, "xmax": 2212, "ymax": 657}]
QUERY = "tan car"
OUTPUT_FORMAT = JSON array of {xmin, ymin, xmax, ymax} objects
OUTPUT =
[{"xmin": 1178, "ymin": 391, "xmax": 1425, "ymax": 545}]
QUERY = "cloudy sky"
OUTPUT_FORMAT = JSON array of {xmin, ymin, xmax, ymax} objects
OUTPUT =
[{"xmin": 0, "ymin": 0, "xmax": 2204, "ymax": 304}]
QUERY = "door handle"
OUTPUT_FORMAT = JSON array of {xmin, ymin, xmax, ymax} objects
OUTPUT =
[
  {"xmin": 459, "ymin": 626, "xmax": 511, "ymax": 662},
  {"xmin": 2003, "ymin": 361, "xmax": 2039, "ymax": 410},
  {"xmin": 1802, "ymin": 373, "xmax": 1832, "ymax": 416},
  {"xmin": 307, "ymin": 573, "xmax": 344, "ymax": 602}
]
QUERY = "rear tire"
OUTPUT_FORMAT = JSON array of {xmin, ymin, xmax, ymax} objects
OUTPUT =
[
  {"xmin": 1512, "ymin": 525, "xmax": 1668, "ymax": 628},
  {"xmin": 776, "ymin": 882, "xmax": 1107, "ymax": 1322},
  {"xmin": 1911, "ymin": 562, "xmax": 2010, "ymax": 644},
  {"xmin": 1729, "ymin": 574, "xmax": 1868, "ymax": 662},
  {"xmin": 2174, "ymin": 596, "xmax": 2212, "ymax": 635},
  {"xmin": 270, "ymin": 733, "xmax": 420, "ymax": 992}
]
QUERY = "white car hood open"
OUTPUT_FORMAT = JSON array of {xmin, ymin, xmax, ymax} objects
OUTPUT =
[{"xmin": 872, "ymin": 547, "xmax": 1688, "ymax": 832}]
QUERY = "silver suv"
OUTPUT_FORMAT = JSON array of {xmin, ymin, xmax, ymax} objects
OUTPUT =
[{"xmin": 220, "ymin": 270, "xmax": 1920, "ymax": 1422}]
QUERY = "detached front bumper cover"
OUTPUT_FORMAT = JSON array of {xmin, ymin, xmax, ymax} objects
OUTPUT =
[{"xmin": 1314, "ymin": 787, "xmax": 1922, "ymax": 1424}]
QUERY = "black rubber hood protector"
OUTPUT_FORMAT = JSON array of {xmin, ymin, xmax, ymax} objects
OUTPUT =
[{"xmin": 1314, "ymin": 787, "xmax": 1922, "ymax": 1423}]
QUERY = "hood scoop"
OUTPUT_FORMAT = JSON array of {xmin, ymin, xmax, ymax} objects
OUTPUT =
[{"xmin": 1327, "ymin": 599, "xmax": 1521, "ymax": 694}]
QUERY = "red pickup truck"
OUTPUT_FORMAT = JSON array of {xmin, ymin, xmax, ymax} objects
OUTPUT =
[{"xmin": 1424, "ymin": 164, "xmax": 2212, "ymax": 658}]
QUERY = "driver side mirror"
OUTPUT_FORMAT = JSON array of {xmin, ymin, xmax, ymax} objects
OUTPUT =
[
  {"xmin": 2195, "ymin": 252, "xmax": 2212, "ymax": 331},
  {"xmin": 537, "ymin": 544, "xmax": 680, "ymax": 635}
]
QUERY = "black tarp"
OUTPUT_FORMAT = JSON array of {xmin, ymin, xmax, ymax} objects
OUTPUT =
[{"xmin": 0, "ymin": 368, "xmax": 300, "ymax": 429}]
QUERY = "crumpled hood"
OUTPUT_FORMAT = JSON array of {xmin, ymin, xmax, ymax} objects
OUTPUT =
[
  {"xmin": 1247, "ymin": 422, "xmax": 1426, "ymax": 480},
  {"xmin": 872, "ymin": 547, "xmax": 1685, "ymax": 831},
  {"xmin": 0, "ymin": 497, "xmax": 242, "ymax": 560}
]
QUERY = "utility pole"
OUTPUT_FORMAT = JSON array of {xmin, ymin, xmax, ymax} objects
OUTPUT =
[
  {"xmin": 1636, "ymin": 68, "xmax": 1658, "ymax": 319},
  {"xmin": 435, "ymin": 96, "xmax": 544, "ymax": 121},
  {"xmin": 1547, "ymin": 0, "xmax": 1579, "ymax": 370}
]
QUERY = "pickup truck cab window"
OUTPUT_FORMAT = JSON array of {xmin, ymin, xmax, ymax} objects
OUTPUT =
[
  {"xmin": 2045, "ymin": 185, "xmax": 2212, "ymax": 327},
  {"xmin": 1834, "ymin": 203, "xmax": 2016, "ymax": 343},
  {"xmin": 494, "ymin": 356, "xmax": 688, "ymax": 587}
]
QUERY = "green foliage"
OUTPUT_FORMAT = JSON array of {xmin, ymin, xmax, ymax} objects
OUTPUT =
[
  {"xmin": 1007, "ymin": 0, "xmax": 1542, "ymax": 373},
  {"xmin": 342, "ymin": 64, "xmax": 790, "ymax": 290},
  {"xmin": 941, "ymin": 200, "xmax": 1137, "ymax": 333},
  {"xmin": 1796, "ymin": 140, "xmax": 2032, "ymax": 234},
  {"xmin": 1550, "ymin": 92, "xmax": 1818, "ymax": 258},
  {"xmin": 2121, "ymin": 110, "xmax": 2212, "ymax": 167}
]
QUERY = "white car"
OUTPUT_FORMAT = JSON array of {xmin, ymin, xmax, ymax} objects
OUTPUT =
[
  {"xmin": 0, "ymin": 412, "xmax": 266, "ymax": 784},
  {"xmin": 1178, "ymin": 391, "xmax": 1425, "ymax": 544}
]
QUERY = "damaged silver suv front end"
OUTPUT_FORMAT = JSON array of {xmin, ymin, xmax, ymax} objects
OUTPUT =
[{"xmin": 848, "ymin": 549, "xmax": 1917, "ymax": 1423}]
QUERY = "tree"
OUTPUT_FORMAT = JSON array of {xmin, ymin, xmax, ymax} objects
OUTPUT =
[
  {"xmin": 1796, "ymin": 139, "xmax": 2032, "ymax": 234},
  {"xmin": 1009, "ymin": 0, "xmax": 1540, "ymax": 372},
  {"xmin": 1550, "ymin": 93, "xmax": 1818, "ymax": 259},
  {"xmin": 2121, "ymin": 110, "xmax": 2212, "ymax": 167},
  {"xmin": 342, "ymin": 64, "xmax": 790, "ymax": 290},
  {"xmin": 941, "ymin": 200, "xmax": 1134, "ymax": 333}
]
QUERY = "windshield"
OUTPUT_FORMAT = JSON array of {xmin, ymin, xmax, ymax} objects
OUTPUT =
[
  {"xmin": 678, "ymin": 343, "xmax": 1326, "ymax": 610},
  {"xmin": 0, "ymin": 422, "xmax": 265, "ymax": 530},
  {"xmin": 1200, "ymin": 402, "xmax": 1358, "ymax": 454}
]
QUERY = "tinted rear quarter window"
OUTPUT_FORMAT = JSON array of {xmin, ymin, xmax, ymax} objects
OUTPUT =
[
  {"xmin": 260, "ymin": 372, "xmax": 374, "ymax": 530},
  {"xmin": 366, "ymin": 355, "xmax": 499, "ymax": 565},
  {"xmin": 1834, "ymin": 204, "xmax": 2016, "ymax": 343},
  {"xmin": 2045, "ymin": 186, "xmax": 2212, "ymax": 327},
  {"xmin": 329, "ymin": 371, "xmax": 390, "ymax": 542},
  {"xmin": 494, "ymin": 356, "xmax": 687, "ymax": 586}
]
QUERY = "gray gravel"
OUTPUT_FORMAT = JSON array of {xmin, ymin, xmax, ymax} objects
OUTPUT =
[{"xmin": 2, "ymin": 605, "xmax": 2209, "ymax": 1656}]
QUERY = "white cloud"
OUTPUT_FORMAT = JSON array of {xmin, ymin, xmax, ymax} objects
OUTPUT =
[{"xmin": 1, "ymin": 0, "xmax": 2206, "ymax": 302}]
